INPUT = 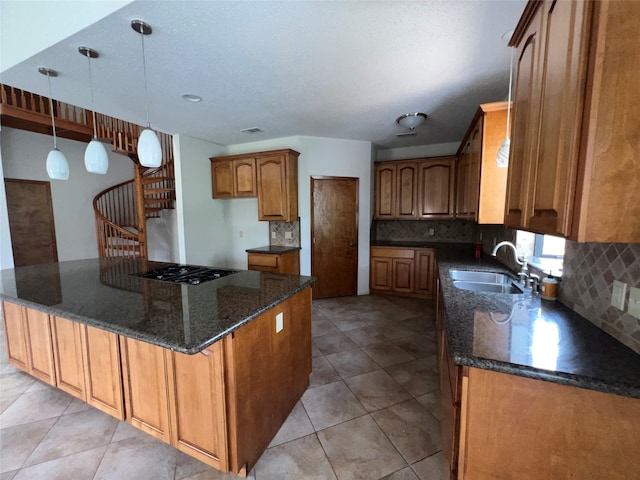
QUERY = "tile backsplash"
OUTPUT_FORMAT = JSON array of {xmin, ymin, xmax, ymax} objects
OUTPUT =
[
  {"xmin": 269, "ymin": 220, "xmax": 301, "ymax": 247},
  {"xmin": 373, "ymin": 219, "xmax": 475, "ymax": 243},
  {"xmin": 560, "ymin": 242, "xmax": 640, "ymax": 354}
]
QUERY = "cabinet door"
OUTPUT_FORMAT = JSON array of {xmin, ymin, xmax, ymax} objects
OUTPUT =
[
  {"xmin": 505, "ymin": 12, "xmax": 543, "ymax": 229},
  {"xmin": 370, "ymin": 257, "xmax": 393, "ymax": 291},
  {"xmin": 395, "ymin": 162, "xmax": 418, "ymax": 218},
  {"xmin": 2, "ymin": 301, "xmax": 30, "ymax": 371},
  {"xmin": 233, "ymin": 158, "xmax": 257, "ymax": 197},
  {"xmin": 211, "ymin": 160, "xmax": 234, "ymax": 198},
  {"xmin": 415, "ymin": 250, "xmax": 435, "ymax": 297},
  {"xmin": 83, "ymin": 325, "xmax": 125, "ymax": 419},
  {"xmin": 24, "ymin": 308, "xmax": 56, "ymax": 385},
  {"xmin": 121, "ymin": 336, "xmax": 171, "ymax": 442},
  {"xmin": 455, "ymin": 146, "xmax": 470, "ymax": 217},
  {"xmin": 257, "ymin": 155, "xmax": 289, "ymax": 221},
  {"xmin": 392, "ymin": 258, "xmax": 415, "ymax": 293},
  {"xmin": 51, "ymin": 316, "xmax": 85, "ymax": 400},
  {"xmin": 167, "ymin": 344, "xmax": 228, "ymax": 471},
  {"xmin": 466, "ymin": 125, "xmax": 482, "ymax": 221},
  {"xmin": 527, "ymin": 0, "xmax": 591, "ymax": 235},
  {"xmin": 418, "ymin": 158, "xmax": 455, "ymax": 218},
  {"xmin": 374, "ymin": 163, "xmax": 396, "ymax": 218}
]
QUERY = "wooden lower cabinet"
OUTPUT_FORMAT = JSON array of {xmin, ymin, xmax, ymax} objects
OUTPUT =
[
  {"xmin": 247, "ymin": 250, "xmax": 300, "ymax": 275},
  {"xmin": 370, "ymin": 246, "xmax": 434, "ymax": 298},
  {"xmin": 2, "ymin": 301, "xmax": 30, "ymax": 371},
  {"xmin": 51, "ymin": 316, "xmax": 86, "ymax": 400},
  {"xmin": 23, "ymin": 308, "xmax": 56, "ymax": 385}
]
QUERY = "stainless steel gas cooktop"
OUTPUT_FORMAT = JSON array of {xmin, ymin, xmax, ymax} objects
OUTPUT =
[{"xmin": 133, "ymin": 264, "xmax": 238, "ymax": 285}]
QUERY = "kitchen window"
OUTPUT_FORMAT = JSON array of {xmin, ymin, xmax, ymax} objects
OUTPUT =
[{"xmin": 516, "ymin": 231, "xmax": 565, "ymax": 276}]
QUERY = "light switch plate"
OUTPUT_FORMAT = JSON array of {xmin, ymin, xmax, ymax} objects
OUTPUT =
[
  {"xmin": 285, "ymin": 231, "xmax": 292, "ymax": 239},
  {"xmin": 628, "ymin": 286, "xmax": 640, "ymax": 319},
  {"xmin": 276, "ymin": 312, "xmax": 284, "ymax": 333},
  {"xmin": 271, "ymin": 232, "xmax": 276, "ymax": 239},
  {"xmin": 611, "ymin": 280, "xmax": 627, "ymax": 310}
]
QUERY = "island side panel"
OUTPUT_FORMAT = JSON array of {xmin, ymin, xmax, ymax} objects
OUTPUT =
[{"xmin": 227, "ymin": 286, "xmax": 312, "ymax": 474}]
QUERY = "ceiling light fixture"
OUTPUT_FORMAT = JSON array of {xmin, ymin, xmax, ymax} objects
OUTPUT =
[
  {"xmin": 79, "ymin": 46, "xmax": 109, "ymax": 174},
  {"xmin": 182, "ymin": 94, "xmax": 202, "ymax": 103},
  {"xmin": 396, "ymin": 112, "xmax": 427, "ymax": 130},
  {"xmin": 39, "ymin": 67, "xmax": 69, "ymax": 180},
  {"xmin": 496, "ymin": 47, "xmax": 514, "ymax": 168},
  {"xmin": 132, "ymin": 19, "xmax": 162, "ymax": 168}
]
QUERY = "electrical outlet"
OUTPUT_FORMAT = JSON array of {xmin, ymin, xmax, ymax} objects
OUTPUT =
[
  {"xmin": 285, "ymin": 231, "xmax": 292, "ymax": 239},
  {"xmin": 239, "ymin": 230, "xmax": 244, "ymax": 238},
  {"xmin": 271, "ymin": 232, "xmax": 276, "ymax": 239},
  {"xmin": 428, "ymin": 228, "xmax": 435, "ymax": 236},
  {"xmin": 611, "ymin": 280, "xmax": 627, "ymax": 310},
  {"xmin": 275, "ymin": 312, "xmax": 284, "ymax": 333},
  {"xmin": 628, "ymin": 286, "xmax": 640, "ymax": 320}
]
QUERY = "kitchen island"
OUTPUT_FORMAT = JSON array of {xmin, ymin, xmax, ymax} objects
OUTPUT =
[{"xmin": 0, "ymin": 257, "xmax": 315, "ymax": 476}]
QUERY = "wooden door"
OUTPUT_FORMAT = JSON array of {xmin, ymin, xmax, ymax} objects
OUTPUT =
[
  {"xmin": 233, "ymin": 158, "xmax": 257, "ymax": 197},
  {"xmin": 395, "ymin": 161, "xmax": 418, "ymax": 218},
  {"xmin": 83, "ymin": 325, "xmax": 125, "ymax": 419},
  {"xmin": 392, "ymin": 258, "xmax": 415, "ymax": 293},
  {"xmin": 505, "ymin": 11, "xmax": 543, "ymax": 229},
  {"xmin": 121, "ymin": 336, "xmax": 171, "ymax": 442},
  {"xmin": 2, "ymin": 301, "xmax": 30, "ymax": 371},
  {"xmin": 51, "ymin": 316, "xmax": 86, "ymax": 400},
  {"xmin": 528, "ymin": 0, "xmax": 591, "ymax": 235},
  {"xmin": 374, "ymin": 163, "xmax": 396, "ymax": 218},
  {"xmin": 24, "ymin": 308, "xmax": 56, "ymax": 385},
  {"xmin": 311, "ymin": 177, "xmax": 358, "ymax": 299},
  {"xmin": 417, "ymin": 158, "xmax": 456, "ymax": 218},
  {"xmin": 167, "ymin": 343, "xmax": 228, "ymax": 471},
  {"xmin": 4, "ymin": 179, "xmax": 58, "ymax": 266},
  {"xmin": 211, "ymin": 160, "xmax": 234, "ymax": 198}
]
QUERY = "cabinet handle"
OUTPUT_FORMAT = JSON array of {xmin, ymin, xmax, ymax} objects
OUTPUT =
[
  {"xmin": 200, "ymin": 348, "xmax": 213, "ymax": 357},
  {"xmin": 349, "ymin": 242, "xmax": 357, "ymax": 248}
]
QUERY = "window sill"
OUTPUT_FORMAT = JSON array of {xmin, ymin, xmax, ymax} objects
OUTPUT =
[{"xmin": 528, "ymin": 256, "xmax": 563, "ymax": 277}]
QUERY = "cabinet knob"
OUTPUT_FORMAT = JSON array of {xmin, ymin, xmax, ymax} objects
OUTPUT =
[{"xmin": 349, "ymin": 242, "xmax": 357, "ymax": 248}]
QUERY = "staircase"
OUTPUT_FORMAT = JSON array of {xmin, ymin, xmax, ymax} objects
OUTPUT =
[{"xmin": 93, "ymin": 117, "xmax": 175, "ymax": 260}]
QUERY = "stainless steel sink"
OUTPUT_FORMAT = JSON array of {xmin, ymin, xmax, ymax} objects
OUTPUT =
[
  {"xmin": 452, "ymin": 280, "xmax": 524, "ymax": 295},
  {"xmin": 449, "ymin": 270, "xmax": 524, "ymax": 294},
  {"xmin": 449, "ymin": 270, "xmax": 514, "ymax": 284}
]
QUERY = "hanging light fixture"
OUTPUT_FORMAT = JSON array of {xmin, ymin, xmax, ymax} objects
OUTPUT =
[
  {"xmin": 39, "ymin": 67, "xmax": 69, "ymax": 180},
  {"xmin": 131, "ymin": 19, "xmax": 162, "ymax": 168},
  {"xmin": 496, "ymin": 47, "xmax": 514, "ymax": 168},
  {"xmin": 79, "ymin": 46, "xmax": 109, "ymax": 174}
]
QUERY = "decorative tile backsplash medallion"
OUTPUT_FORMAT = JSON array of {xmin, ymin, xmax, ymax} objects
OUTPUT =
[
  {"xmin": 374, "ymin": 220, "xmax": 475, "ymax": 243},
  {"xmin": 269, "ymin": 220, "xmax": 301, "ymax": 247},
  {"xmin": 561, "ymin": 242, "xmax": 640, "ymax": 354}
]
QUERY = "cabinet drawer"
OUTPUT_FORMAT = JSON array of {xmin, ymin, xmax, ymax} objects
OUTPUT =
[
  {"xmin": 371, "ymin": 247, "xmax": 414, "ymax": 259},
  {"xmin": 248, "ymin": 254, "xmax": 278, "ymax": 268}
]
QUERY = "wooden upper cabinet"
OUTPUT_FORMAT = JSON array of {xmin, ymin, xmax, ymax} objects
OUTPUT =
[
  {"xmin": 507, "ymin": 0, "xmax": 639, "ymax": 241},
  {"xmin": 456, "ymin": 102, "xmax": 510, "ymax": 224},
  {"xmin": 256, "ymin": 150, "xmax": 299, "ymax": 222},
  {"xmin": 395, "ymin": 162, "xmax": 418, "ymax": 218},
  {"xmin": 374, "ymin": 163, "xmax": 396, "ymax": 218},
  {"xmin": 418, "ymin": 157, "xmax": 456, "ymax": 218},
  {"xmin": 210, "ymin": 158, "xmax": 257, "ymax": 198}
]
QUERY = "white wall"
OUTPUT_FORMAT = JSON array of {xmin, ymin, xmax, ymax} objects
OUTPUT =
[
  {"xmin": 173, "ymin": 134, "xmax": 241, "ymax": 268},
  {"xmin": 225, "ymin": 135, "xmax": 374, "ymax": 295},
  {"xmin": 376, "ymin": 141, "xmax": 459, "ymax": 161},
  {"xmin": 0, "ymin": 127, "xmax": 134, "ymax": 264}
]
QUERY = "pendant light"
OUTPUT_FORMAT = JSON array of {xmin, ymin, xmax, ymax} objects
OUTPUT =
[
  {"xmin": 496, "ymin": 48, "xmax": 514, "ymax": 168},
  {"xmin": 132, "ymin": 19, "xmax": 162, "ymax": 168},
  {"xmin": 79, "ymin": 46, "xmax": 109, "ymax": 174},
  {"xmin": 39, "ymin": 67, "xmax": 70, "ymax": 180}
]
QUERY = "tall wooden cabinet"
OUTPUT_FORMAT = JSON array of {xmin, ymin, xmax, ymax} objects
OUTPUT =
[
  {"xmin": 506, "ymin": 0, "xmax": 640, "ymax": 242},
  {"xmin": 456, "ymin": 102, "xmax": 509, "ymax": 224},
  {"xmin": 374, "ymin": 157, "xmax": 455, "ymax": 220}
]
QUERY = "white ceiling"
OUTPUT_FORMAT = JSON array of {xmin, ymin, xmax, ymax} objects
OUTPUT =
[{"xmin": 1, "ymin": 0, "xmax": 525, "ymax": 149}]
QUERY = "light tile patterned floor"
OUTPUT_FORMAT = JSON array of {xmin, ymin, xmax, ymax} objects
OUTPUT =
[{"xmin": 0, "ymin": 295, "xmax": 448, "ymax": 480}]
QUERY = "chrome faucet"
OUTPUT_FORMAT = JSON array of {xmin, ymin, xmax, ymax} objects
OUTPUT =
[{"xmin": 491, "ymin": 241, "xmax": 529, "ymax": 284}]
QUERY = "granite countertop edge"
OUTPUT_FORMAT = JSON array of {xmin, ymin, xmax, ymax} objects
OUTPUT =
[
  {"xmin": 246, "ymin": 246, "xmax": 302, "ymax": 253},
  {"xmin": 433, "ymin": 248, "xmax": 640, "ymax": 400}
]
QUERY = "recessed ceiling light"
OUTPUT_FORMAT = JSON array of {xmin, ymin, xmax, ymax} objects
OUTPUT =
[{"xmin": 182, "ymin": 94, "xmax": 202, "ymax": 103}]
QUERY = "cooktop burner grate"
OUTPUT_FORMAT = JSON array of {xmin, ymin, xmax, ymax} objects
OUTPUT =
[{"xmin": 132, "ymin": 264, "xmax": 238, "ymax": 285}]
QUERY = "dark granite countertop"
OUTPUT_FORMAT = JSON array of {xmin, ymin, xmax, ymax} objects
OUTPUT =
[
  {"xmin": 435, "ymin": 248, "xmax": 640, "ymax": 399},
  {"xmin": 246, "ymin": 246, "xmax": 301, "ymax": 254},
  {"xmin": 0, "ymin": 258, "xmax": 315, "ymax": 355}
]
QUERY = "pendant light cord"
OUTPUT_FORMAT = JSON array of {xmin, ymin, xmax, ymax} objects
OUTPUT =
[
  {"xmin": 506, "ymin": 47, "xmax": 514, "ymax": 140},
  {"xmin": 86, "ymin": 53, "xmax": 99, "ymax": 139},
  {"xmin": 141, "ymin": 31, "xmax": 151, "ymax": 129},
  {"xmin": 46, "ymin": 73, "xmax": 58, "ymax": 149}
]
